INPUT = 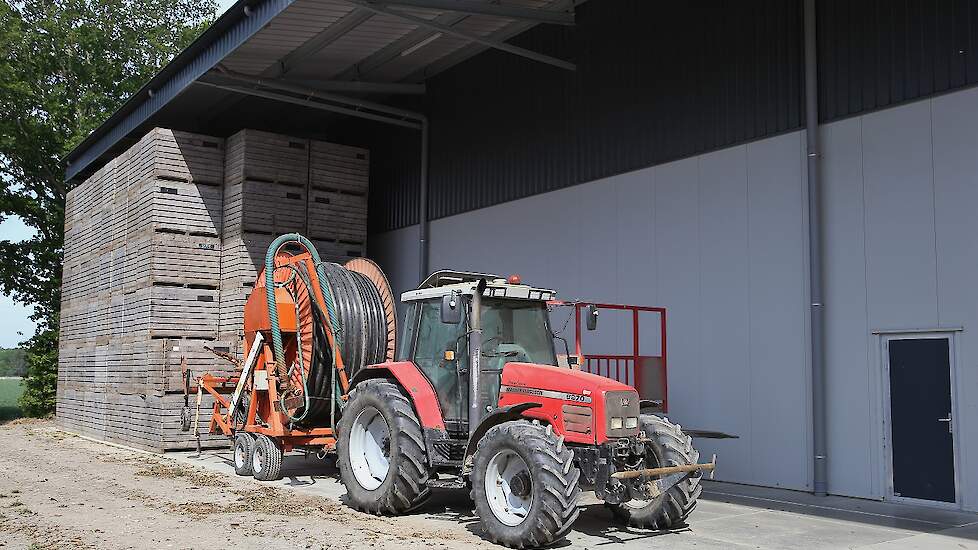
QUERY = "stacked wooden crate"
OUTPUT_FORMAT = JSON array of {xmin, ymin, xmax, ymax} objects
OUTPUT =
[
  {"xmin": 57, "ymin": 128, "xmax": 235, "ymax": 452},
  {"xmin": 218, "ymin": 130, "xmax": 369, "ymax": 343},
  {"xmin": 58, "ymin": 127, "xmax": 371, "ymax": 451}
]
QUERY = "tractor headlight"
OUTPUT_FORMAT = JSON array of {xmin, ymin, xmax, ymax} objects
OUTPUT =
[
  {"xmin": 610, "ymin": 417, "xmax": 623, "ymax": 430},
  {"xmin": 625, "ymin": 417, "xmax": 639, "ymax": 429}
]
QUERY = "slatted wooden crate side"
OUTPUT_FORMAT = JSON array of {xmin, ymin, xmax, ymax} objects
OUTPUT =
[
  {"xmin": 309, "ymin": 140, "xmax": 369, "ymax": 194},
  {"xmin": 222, "ymin": 180, "xmax": 307, "ymax": 237},
  {"xmin": 132, "ymin": 337, "xmax": 237, "ymax": 393},
  {"xmin": 123, "ymin": 286, "xmax": 220, "ymax": 339},
  {"xmin": 224, "ymin": 129, "xmax": 309, "ymax": 187},
  {"xmin": 122, "ymin": 128, "xmax": 225, "ymax": 187},
  {"xmin": 306, "ymin": 189, "xmax": 368, "ymax": 243},
  {"xmin": 122, "ymin": 231, "xmax": 222, "ymax": 291},
  {"xmin": 218, "ymin": 285, "xmax": 250, "ymax": 336},
  {"xmin": 126, "ymin": 179, "xmax": 223, "ymax": 238}
]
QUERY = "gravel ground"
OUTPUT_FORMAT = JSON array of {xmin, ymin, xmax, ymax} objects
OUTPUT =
[
  {"xmin": 2, "ymin": 419, "xmax": 977, "ymax": 550},
  {"xmin": 0, "ymin": 419, "xmax": 487, "ymax": 550}
]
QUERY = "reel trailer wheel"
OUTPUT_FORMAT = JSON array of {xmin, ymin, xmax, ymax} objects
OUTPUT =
[
  {"xmin": 233, "ymin": 432, "xmax": 255, "ymax": 476},
  {"xmin": 252, "ymin": 434, "xmax": 284, "ymax": 481}
]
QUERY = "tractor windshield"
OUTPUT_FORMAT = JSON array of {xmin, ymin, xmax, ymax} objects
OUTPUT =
[{"xmin": 480, "ymin": 298, "xmax": 557, "ymax": 370}]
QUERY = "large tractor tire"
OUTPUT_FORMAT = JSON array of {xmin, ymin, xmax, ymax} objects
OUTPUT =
[
  {"xmin": 337, "ymin": 379, "xmax": 430, "ymax": 514},
  {"xmin": 609, "ymin": 414, "xmax": 702, "ymax": 529},
  {"xmin": 470, "ymin": 420, "xmax": 581, "ymax": 548}
]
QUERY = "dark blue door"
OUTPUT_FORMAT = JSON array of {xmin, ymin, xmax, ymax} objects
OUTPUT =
[{"xmin": 888, "ymin": 337, "xmax": 955, "ymax": 503}]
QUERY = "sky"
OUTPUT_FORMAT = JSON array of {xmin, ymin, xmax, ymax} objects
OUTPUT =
[{"xmin": 0, "ymin": 0, "xmax": 240, "ymax": 349}]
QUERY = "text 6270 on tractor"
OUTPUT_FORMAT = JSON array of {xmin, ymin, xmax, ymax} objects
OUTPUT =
[{"xmin": 196, "ymin": 234, "xmax": 716, "ymax": 548}]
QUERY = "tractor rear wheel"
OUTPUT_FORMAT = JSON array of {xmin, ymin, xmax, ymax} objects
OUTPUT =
[
  {"xmin": 470, "ymin": 421, "xmax": 581, "ymax": 548},
  {"xmin": 337, "ymin": 379, "xmax": 430, "ymax": 514},
  {"xmin": 608, "ymin": 414, "xmax": 702, "ymax": 529}
]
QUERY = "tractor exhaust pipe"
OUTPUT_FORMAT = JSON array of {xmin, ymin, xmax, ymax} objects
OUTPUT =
[{"xmin": 468, "ymin": 280, "xmax": 485, "ymax": 438}]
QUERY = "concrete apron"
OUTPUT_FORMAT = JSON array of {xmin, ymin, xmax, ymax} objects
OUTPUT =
[{"xmin": 171, "ymin": 449, "xmax": 978, "ymax": 550}]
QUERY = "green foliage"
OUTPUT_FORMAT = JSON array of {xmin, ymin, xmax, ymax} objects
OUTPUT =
[
  {"xmin": 0, "ymin": 346, "xmax": 26, "ymax": 377},
  {"xmin": 18, "ymin": 326, "xmax": 56, "ymax": 416},
  {"xmin": 0, "ymin": 0, "xmax": 217, "ymax": 416}
]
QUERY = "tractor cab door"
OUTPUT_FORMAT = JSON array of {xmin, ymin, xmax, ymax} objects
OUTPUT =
[{"xmin": 410, "ymin": 299, "xmax": 469, "ymax": 431}]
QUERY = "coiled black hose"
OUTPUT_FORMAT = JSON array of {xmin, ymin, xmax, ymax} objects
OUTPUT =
[{"xmin": 291, "ymin": 261, "xmax": 389, "ymax": 427}]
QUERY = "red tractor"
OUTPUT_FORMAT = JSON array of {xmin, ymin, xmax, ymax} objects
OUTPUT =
[{"xmin": 199, "ymin": 235, "xmax": 714, "ymax": 548}]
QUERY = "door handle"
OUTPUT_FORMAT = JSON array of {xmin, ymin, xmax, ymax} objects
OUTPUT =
[{"xmin": 938, "ymin": 413, "xmax": 952, "ymax": 433}]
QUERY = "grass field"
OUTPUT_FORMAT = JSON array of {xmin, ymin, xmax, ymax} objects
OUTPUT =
[{"xmin": 0, "ymin": 377, "xmax": 23, "ymax": 422}]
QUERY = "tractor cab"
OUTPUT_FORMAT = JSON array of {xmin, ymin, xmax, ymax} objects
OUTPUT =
[{"xmin": 398, "ymin": 270, "xmax": 561, "ymax": 435}]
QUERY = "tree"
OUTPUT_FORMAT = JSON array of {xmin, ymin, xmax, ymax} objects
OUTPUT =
[{"xmin": 0, "ymin": 0, "xmax": 217, "ymax": 415}]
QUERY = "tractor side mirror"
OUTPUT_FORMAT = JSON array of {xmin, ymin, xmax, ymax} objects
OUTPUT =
[
  {"xmin": 440, "ymin": 292, "xmax": 462, "ymax": 324},
  {"xmin": 568, "ymin": 355, "xmax": 579, "ymax": 367},
  {"xmin": 586, "ymin": 304, "xmax": 599, "ymax": 331}
]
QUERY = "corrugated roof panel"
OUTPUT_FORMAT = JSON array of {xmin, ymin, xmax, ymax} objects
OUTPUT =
[
  {"xmin": 305, "ymin": 14, "xmax": 421, "ymax": 77},
  {"xmin": 221, "ymin": 0, "xmax": 355, "ymax": 74}
]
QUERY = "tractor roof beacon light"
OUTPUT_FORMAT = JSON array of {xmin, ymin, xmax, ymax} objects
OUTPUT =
[{"xmin": 508, "ymin": 274, "xmax": 521, "ymax": 285}]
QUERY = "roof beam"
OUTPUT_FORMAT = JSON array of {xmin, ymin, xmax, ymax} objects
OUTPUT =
[
  {"xmin": 340, "ymin": 0, "xmax": 576, "ymax": 71},
  {"xmin": 194, "ymin": 81, "xmax": 423, "ymax": 129},
  {"xmin": 383, "ymin": 0, "xmax": 574, "ymax": 25},
  {"xmin": 403, "ymin": 0, "xmax": 576, "ymax": 81},
  {"xmin": 264, "ymin": 9, "xmax": 374, "ymax": 77},
  {"xmin": 281, "ymin": 78, "xmax": 426, "ymax": 94}
]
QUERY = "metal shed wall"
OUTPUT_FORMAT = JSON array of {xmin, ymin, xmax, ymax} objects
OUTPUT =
[
  {"xmin": 371, "ymin": 0, "xmax": 806, "ymax": 232},
  {"xmin": 368, "ymin": 0, "xmax": 978, "ymax": 234},
  {"xmin": 818, "ymin": 0, "xmax": 978, "ymax": 122}
]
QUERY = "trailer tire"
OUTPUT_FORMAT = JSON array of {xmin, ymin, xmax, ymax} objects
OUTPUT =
[
  {"xmin": 470, "ymin": 420, "xmax": 581, "ymax": 548},
  {"xmin": 233, "ymin": 433, "xmax": 255, "ymax": 476},
  {"xmin": 337, "ymin": 379, "xmax": 430, "ymax": 514},
  {"xmin": 252, "ymin": 434, "xmax": 283, "ymax": 481},
  {"xmin": 608, "ymin": 414, "xmax": 701, "ymax": 529}
]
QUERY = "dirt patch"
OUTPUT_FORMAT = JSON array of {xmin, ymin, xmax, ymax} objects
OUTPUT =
[
  {"xmin": 135, "ymin": 460, "xmax": 229, "ymax": 488},
  {"xmin": 0, "ymin": 419, "xmax": 492, "ymax": 550}
]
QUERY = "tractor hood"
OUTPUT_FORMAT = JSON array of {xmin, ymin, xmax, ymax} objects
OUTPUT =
[{"xmin": 501, "ymin": 362, "xmax": 635, "ymax": 397}]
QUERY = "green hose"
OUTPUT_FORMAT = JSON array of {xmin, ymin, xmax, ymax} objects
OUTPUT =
[{"xmin": 264, "ymin": 233, "xmax": 323, "ymax": 364}]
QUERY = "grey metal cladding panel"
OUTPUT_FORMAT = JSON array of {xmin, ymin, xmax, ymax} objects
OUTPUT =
[
  {"xmin": 384, "ymin": 0, "xmax": 804, "ymax": 231},
  {"xmin": 817, "ymin": 0, "xmax": 978, "ymax": 123},
  {"xmin": 574, "ymin": 0, "xmax": 803, "ymax": 183}
]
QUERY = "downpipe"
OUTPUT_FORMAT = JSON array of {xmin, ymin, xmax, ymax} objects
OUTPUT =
[{"xmin": 804, "ymin": 0, "xmax": 828, "ymax": 497}]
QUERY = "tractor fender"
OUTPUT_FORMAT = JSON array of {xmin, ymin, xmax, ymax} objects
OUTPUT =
[
  {"xmin": 462, "ymin": 402, "xmax": 543, "ymax": 472},
  {"xmin": 349, "ymin": 362, "xmax": 446, "ymax": 430}
]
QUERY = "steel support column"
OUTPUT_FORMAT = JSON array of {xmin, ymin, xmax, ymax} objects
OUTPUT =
[{"xmin": 804, "ymin": 0, "xmax": 828, "ymax": 498}]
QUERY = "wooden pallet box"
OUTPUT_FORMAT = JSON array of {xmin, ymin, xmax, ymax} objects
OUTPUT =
[
  {"xmin": 126, "ymin": 179, "xmax": 223, "ymax": 237},
  {"xmin": 224, "ymin": 129, "xmax": 309, "ymax": 187},
  {"xmin": 306, "ymin": 188, "xmax": 368, "ymax": 243},
  {"xmin": 122, "ymin": 286, "xmax": 220, "ymax": 339},
  {"xmin": 118, "ymin": 128, "xmax": 225, "ymax": 186},
  {"xmin": 223, "ymin": 180, "xmax": 307, "ymax": 237},
  {"xmin": 309, "ymin": 140, "xmax": 369, "ymax": 194},
  {"xmin": 122, "ymin": 232, "xmax": 222, "ymax": 291}
]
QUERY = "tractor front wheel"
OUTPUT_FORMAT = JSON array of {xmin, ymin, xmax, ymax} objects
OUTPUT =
[
  {"xmin": 608, "ymin": 414, "xmax": 702, "ymax": 529},
  {"xmin": 470, "ymin": 421, "xmax": 581, "ymax": 548},
  {"xmin": 337, "ymin": 379, "xmax": 430, "ymax": 514}
]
